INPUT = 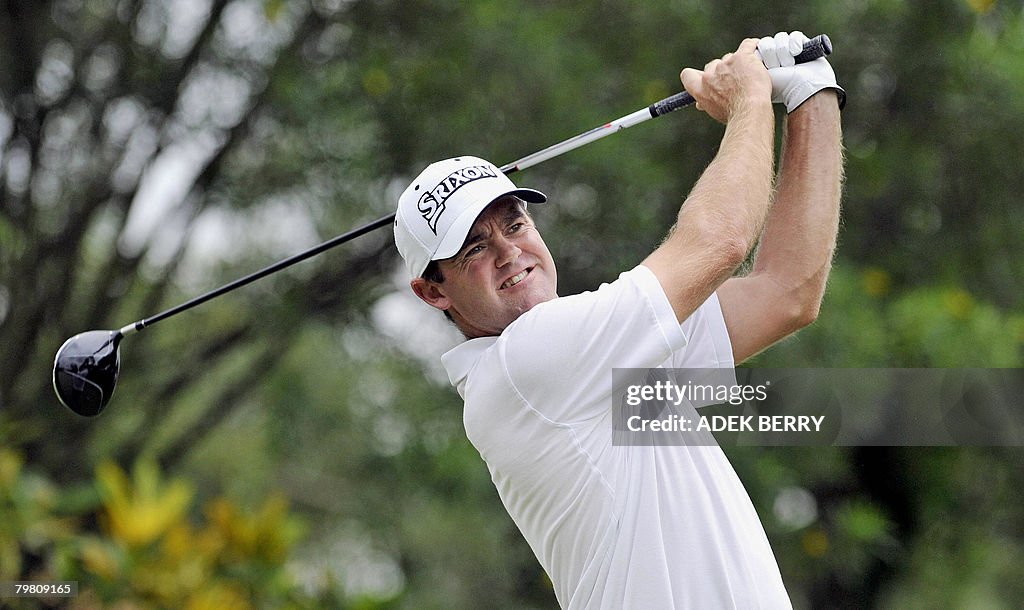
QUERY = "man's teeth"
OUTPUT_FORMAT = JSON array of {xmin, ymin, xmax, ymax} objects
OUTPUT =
[{"xmin": 501, "ymin": 270, "xmax": 528, "ymax": 289}]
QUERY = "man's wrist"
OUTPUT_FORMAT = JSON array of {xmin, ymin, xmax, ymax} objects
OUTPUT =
[
  {"xmin": 789, "ymin": 89, "xmax": 841, "ymax": 117},
  {"xmin": 730, "ymin": 94, "xmax": 773, "ymax": 119},
  {"xmin": 784, "ymin": 89, "xmax": 842, "ymax": 148}
]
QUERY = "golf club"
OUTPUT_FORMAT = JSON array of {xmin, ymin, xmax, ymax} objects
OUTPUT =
[{"xmin": 53, "ymin": 35, "xmax": 833, "ymax": 416}]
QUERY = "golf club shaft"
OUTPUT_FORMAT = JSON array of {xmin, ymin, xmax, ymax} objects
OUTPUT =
[
  {"xmin": 121, "ymin": 214, "xmax": 396, "ymax": 335},
  {"xmin": 121, "ymin": 34, "xmax": 832, "ymax": 336}
]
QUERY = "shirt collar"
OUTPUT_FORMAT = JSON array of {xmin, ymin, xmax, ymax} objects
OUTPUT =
[{"xmin": 440, "ymin": 336, "xmax": 498, "ymax": 399}]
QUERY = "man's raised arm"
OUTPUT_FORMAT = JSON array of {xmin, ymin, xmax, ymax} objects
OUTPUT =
[
  {"xmin": 718, "ymin": 32, "xmax": 845, "ymax": 363},
  {"xmin": 643, "ymin": 38, "xmax": 776, "ymax": 324}
]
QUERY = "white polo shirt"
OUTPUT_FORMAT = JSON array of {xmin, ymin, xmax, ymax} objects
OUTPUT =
[{"xmin": 441, "ymin": 265, "xmax": 791, "ymax": 609}]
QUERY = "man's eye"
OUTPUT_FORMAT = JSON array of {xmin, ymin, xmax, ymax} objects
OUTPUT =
[
  {"xmin": 465, "ymin": 245, "xmax": 484, "ymax": 257},
  {"xmin": 508, "ymin": 222, "xmax": 524, "ymax": 233}
]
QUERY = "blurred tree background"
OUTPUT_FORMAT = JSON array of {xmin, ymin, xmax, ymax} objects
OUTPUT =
[{"xmin": 1, "ymin": 0, "xmax": 1023, "ymax": 607}]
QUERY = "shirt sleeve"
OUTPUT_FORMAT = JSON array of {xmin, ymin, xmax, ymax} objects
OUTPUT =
[
  {"xmin": 670, "ymin": 291, "xmax": 736, "ymax": 370},
  {"xmin": 498, "ymin": 265, "xmax": 686, "ymax": 424}
]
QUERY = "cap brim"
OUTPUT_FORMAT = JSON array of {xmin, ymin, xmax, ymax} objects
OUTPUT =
[{"xmin": 432, "ymin": 188, "xmax": 546, "ymax": 261}]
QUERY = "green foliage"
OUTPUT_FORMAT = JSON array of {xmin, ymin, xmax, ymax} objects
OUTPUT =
[
  {"xmin": 2, "ymin": 0, "xmax": 1024, "ymax": 607},
  {"xmin": 0, "ymin": 449, "xmax": 336, "ymax": 608},
  {"xmin": 0, "ymin": 450, "xmax": 78, "ymax": 582},
  {"xmin": 753, "ymin": 265, "xmax": 1024, "ymax": 368}
]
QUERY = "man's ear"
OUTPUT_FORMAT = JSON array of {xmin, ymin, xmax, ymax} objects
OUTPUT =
[{"xmin": 411, "ymin": 278, "xmax": 451, "ymax": 312}]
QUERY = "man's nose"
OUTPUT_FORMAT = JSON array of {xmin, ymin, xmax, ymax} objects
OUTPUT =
[{"xmin": 493, "ymin": 235, "xmax": 521, "ymax": 268}]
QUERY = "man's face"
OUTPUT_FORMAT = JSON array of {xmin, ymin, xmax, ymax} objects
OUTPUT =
[{"xmin": 413, "ymin": 197, "xmax": 558, "ymax": 338}]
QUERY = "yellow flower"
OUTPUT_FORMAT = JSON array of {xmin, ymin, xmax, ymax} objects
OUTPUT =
[
  {"xmin": 0, "ymin": 449, "xmax": 23, "ymax": 487},
  {"xmin": 184, "ymin": 581, "xmax": 253, "ymax": 610},
  {"xmin": 162, "ymin": 522, "xmax": 197, "ymax": 561},
  {"xmin": 362, "ymin": 68, "xmax": 392, "ymax": 98},
  {"xmin": 965, "ymin": 0, "xmax": 997, "ymax": 14},
  {"xmin": 80, "ymin": 537, "xmax": 122, "ymax": 580},
  {"xmin": 801, "ymin": 528, "xmax": 829, "ymax": 558},
  {"xmin": 942, "ymin": 288, "xmax": 975, "ymax": 320},
  {"xmin": 204, "ymin": 495, "xmax": 302, "ymax": 563},
  {"xmin": 862, "ymin": 267, "xmax": 892, "ymax": 297},
  {"xmin": 96, "ymin": 460, "xmax": 194, "ymax": 548}
]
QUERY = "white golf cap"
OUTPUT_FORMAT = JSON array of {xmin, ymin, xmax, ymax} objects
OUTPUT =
[{"xmin": 394, "ymin": 156, "xmax": 546, "ymax": 280}]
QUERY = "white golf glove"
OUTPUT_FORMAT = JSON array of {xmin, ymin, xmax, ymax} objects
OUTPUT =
[{"xmin": 758, "ymin": 31, "xmax": 846, "ymax": 112}]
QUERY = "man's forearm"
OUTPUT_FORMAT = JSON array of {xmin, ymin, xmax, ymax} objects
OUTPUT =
[
  {"xmin": 643, "ymin": 96, "xmax": 775, "ymax": 322},
  {"xmin": 751, "ymin": 92, "xmax": 843, "ymax": 312},
  {"xmin": 645, "ymin": 39, "xmax": 777, "ymax": 323},
  {"xmin": 684, "ymin": 97, "xmax": 776, "ymax": 250}
]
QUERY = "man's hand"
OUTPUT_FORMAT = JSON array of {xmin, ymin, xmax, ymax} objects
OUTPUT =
[
  {"xmin": 680, "ymin": 38, "xmax": 772, "ymax": 124},
  {"xmin": 759, "ymin": 31, "xmax": 846, "ymax": 112}
]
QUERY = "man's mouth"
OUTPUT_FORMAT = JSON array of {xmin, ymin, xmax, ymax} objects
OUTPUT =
[{"xmin": 499, "ymin": 268, "xmax": 531, "ymax": 290}]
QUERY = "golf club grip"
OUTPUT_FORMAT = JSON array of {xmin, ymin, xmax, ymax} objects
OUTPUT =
[
  {"xmin": 648, "ymin": 34, "xmax": 833, "ymax": 118},
  {"xmin": 794, "ymin": 34, "xmax": 832, "ymax": 64}
]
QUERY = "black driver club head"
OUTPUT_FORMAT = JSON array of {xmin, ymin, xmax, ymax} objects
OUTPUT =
[{"xmin": 52, "ymin": 330, "xmax": 123, "ymax": 417}]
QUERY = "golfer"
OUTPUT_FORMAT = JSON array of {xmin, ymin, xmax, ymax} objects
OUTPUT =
[{"xmin": 394, "ymin": 32, "xmax": 844, "ymax": 609}]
